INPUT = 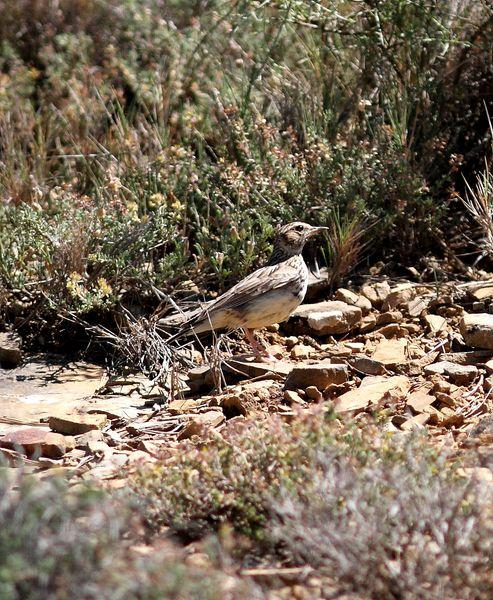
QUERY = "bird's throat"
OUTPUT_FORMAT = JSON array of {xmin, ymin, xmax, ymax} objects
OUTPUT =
[{"xmin": 266, "ymin": 246, "xmax": 301, "ymax": 265}]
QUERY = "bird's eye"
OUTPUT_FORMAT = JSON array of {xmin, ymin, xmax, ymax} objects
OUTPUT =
[{"xmin": 295, "ymin": 225, "xmax": 304, "ymax": 232}]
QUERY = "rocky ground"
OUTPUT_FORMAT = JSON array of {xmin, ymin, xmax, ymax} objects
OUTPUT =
[{"xmin": 2, "ymin": 276, "xmax": 493, "ymax": 594}]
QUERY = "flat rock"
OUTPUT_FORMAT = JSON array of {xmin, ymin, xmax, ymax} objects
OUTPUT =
[
  {"xmin": 284, "ymin": 362, "xmax": 348, "ymax": 391},
  {"xmin": 438, "ymin": 351, "xmax": 493, "ymax": 365},
  {"xmin": 0, "ymin": 332, "xmax": 22, "ymax": 367},
  {"xmin": 377, "ymin": 311, "xmax": 403, "ymax": 326},
  {"xmin": 460, "ymin": 313, "xmax": 493, "ymax": 350},
  {"xmin": 84, "ymin": 397, "xmax": 146, "ymax": 420},
  {"xmin": 290, "ymin": 301, "xmax": 362, "ymax": 335},
  {"xmin": 359, "ymin": 314, "xmax": 377, "ymax": 333},
  {"xmin": 0, "ymin": 358, "xmax": 106, "ymax": 427},
  {"xmin": 75, "ymin": 429, "xmax": 104, "ymax": 448},
  {"xmin": 305, "ymin": 386, "xmax": 323, "ymax": 402},
  {"xmin": 344, "ymin": 342, "xmax": 365, "ymax": 352},
  {"xmin": 470, "ymin": 285, "xmax": 493, "ymax": 301},
  {"xmin": 377, "ymin": 324, "xmax": 406, "ymax": 338},
  {"xmin": 224, "ymin": 358, "xmax": 293, "ymax": 380},
  {"xmin": 178, "ymin": 411, "xmax": 225, "ymax": 440},
  {"xmin": 168, "ymin": 399, "xmax": 203, "ymax": 414},
  {"xmin": 349, "ymin": 356, "xmax": 387, "ymax": 376},
  {"xmin": 361, "ymin": 281, "xmax": 391, "ymax": 308},
  {"xmin": 424, "ymin": 314, "xmax": 447, "ymax": 333},
  {"xmin": 268, "ymin": 344, "xmax": 285, "ymax": 359},
  {"xmin": 401, "ymin": 413, "xmax": 430, "ymax": 430},
  {"xmin": 333, "ymin": 375, "xmax": 411, "ymax": 413},
  {"xmin": 384, "ymin": 283, "xmax": 417, "ymax": 310},
  {"xmin": 371, "ymin": 338, "xmax": 408, "ymax": 367},
  {"xmin": 284, "ymin": 390, "xmax": 306, "ymax": 405},
  {"xmin": 49, "ymin": 413, "xmax": 108, "ymax": 435},
  {"xmin": 393, "ymin": 351, "xmax": 440, "ymax": 376},
  {"xmin": 0, "ymin": 427, "xmax": 75, "ymax": 459},
  {"xmin": 406, "ymin": 390, "xmax": 436, "ymax": 413},
  {"xmin": 87, "ymin": 440, "xmax": 113, "ymax": 456},
  {"xmin": 335, "ymin": 288, "xmax": 372, "ymax": 315},
  {"xmin": 290, "ymin": 344, "xmax": 314, "ymax": 359},
  {"xmin": 424, "ymin": 361, "xmax": 478, "ymax": 385},
  {"xmin": 404, "ymin": 296, "xmax": 428, "ymax": 317},
  {"xmin": 187, "ymin": 358, "xmax": 292, "ymax": 389}
]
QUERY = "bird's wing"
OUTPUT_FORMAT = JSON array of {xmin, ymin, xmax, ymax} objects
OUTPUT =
[{"xmin": 191, "ymin": 256, "xmax": 302, "ymax": 321}]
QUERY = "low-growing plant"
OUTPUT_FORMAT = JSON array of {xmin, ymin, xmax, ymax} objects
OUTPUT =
[
  {"xmin": 132, "ymin": 413, "xmax": 339, "ymax": 539},
  {"xmin": 272, "ymin": 439, "xmax": 493, "ymax": 599},
  {"xmin": 0, "ymin": 468, "xmax": 259, "ymax": 599},
  {"xmin": 0, "ymin": 196, "xmax": 184, "ymax": 321},
  {"xmin": 133, "ymin": 414, "xmax": 493, "ymax": 599}
]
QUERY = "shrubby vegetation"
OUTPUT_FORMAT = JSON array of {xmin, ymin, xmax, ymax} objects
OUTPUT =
[
  {"xmin": 1, "ymin": 0, "xmax": 493, "ymax": 341},
  {"xmin": 0, "ymin": 468, "xmax": 258, "ymax": 599},
  {"xmin": 2, "ymin": 417, "xmax": 491, "ymax": 598},
  {"xmin": 134, "ymin": 414, "xmax": 493, "ymax": 598}
]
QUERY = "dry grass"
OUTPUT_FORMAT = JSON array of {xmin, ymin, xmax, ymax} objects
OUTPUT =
[
  {"xmin": 324, "ymin": 210, "xmax": 371, "ymax": 289},
  {"xmin": 462, "ymin": 154, "xmax": 493, "ymax": 261}
]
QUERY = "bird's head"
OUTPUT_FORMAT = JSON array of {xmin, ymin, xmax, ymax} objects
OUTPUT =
[{"xmin": 273, "ymin": 221, "xmax": 328, "ymax": 258}]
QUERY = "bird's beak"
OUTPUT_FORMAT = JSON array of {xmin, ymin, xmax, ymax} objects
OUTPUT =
[{"xmin": 307, "ymin": 225, "xmax": 329, "ymax": 238}]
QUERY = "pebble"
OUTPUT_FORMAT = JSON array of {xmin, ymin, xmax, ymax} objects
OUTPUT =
[
  {"xmin": 424, "ymin": 361, "xmax": 478, "ymax": 385},
  {"xmin": 0, "ymin": 332, "xmax": 22, "ymax": 367},
  {"xmin": 284, "ymin": 362, "xmax": 348, "ymax": 391},
  {"xmin": 424, "ymin": 314, "xmax": 447, "ymax": 333},
  {"xmin": 290, "ymin": 301, "xmax": 362, "ymax": 335},
  {"xmin": 283, "ymin": 390, "xmax": 305, "ymax": 405},
  {"xmin": 49, "ymin": 413, "xmax": 108, "ymax": 435},
  {"xmin": 290, "ymin": 344, "xmax": 313, "ymax": 359},
  {"xmin": 0, "ymin": 428, "xmax": 75, "ymax": 459},
  {"xmin": 361, "ymin": 281, "xmax": 391, "ymax": 308},
  {"xmin": 460, "ymin": 312, "xmax": 493, "ymax": 350},
  {"xmin": 305, "ymin": 386, "xmax": 323, "ymax": 402}
]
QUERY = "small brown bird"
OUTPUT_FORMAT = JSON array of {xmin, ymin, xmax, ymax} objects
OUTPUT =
[{"xmin": 169, "ymin": 222, "xmax": 328, "ymax": 359}]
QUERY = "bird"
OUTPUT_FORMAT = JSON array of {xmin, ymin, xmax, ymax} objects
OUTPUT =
[{"xmin": 167, "ymin": 222, "xmax": 328, "ymax": 360}]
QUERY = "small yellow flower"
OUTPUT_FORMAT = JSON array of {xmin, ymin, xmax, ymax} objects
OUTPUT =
[
  {"xmin": 148, "ymin": 193, "xmax": 165, "ymax": 209},
  {"xmin": 66, "ymin": 272, "xmax": 85, "ymax": 298},
  {"xmin": 170, "ymin": 199, "xmax": 183, "ymax": 212},
  {"xmin": 126, "ymin": 201, "xmax": 139, "ymax": 220},
  {"xmin": 97, "ymin": 278, "xmax": 112, "ymax": 297},
  {"xmin": 156, "ymin": 151, "xmax": 167, "ymax": 166},
  {"xmin": 107, "ymin": 176, "xmax": 122, "ymax": 193},
  {"xmin": 67, "ymin": 272, "xmax": 82, "ymax": 284}
]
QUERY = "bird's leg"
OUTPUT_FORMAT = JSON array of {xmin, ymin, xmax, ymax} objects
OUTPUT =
[{"xmin": 243, "ymin": 328, "xmax": 276, "ymax": 362}]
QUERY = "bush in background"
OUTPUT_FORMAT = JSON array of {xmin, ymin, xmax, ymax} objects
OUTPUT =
[
  {"xmin": 273, "ymin": 436, "xmax": 493, "ymax": 599},
  {"xmin": 1, "ymin": 0, "xmax": 493, "ymax": 336}
]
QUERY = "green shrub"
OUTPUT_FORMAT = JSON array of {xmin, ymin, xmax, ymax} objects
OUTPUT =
[
  {"xmin": 0, "ymin": 468, "xmax": 259, "ymax": 599},
  {"xmin": 133, "ymin": 414, "xmax": 493, "ymax": 598},
  {"xmin": 1, "ymin": 0, "xmax": 493, "ymax": 334},
  {"xmin": 273, "ymin": 438, "xmax": 493, "ymax": 599}
]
